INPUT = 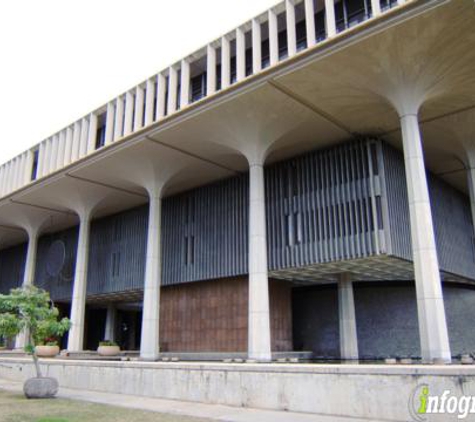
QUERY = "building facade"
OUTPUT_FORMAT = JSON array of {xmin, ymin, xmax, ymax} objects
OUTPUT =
[{"xmin": 0, "ymin": 0, "xmax": 474, "ymax": 362}]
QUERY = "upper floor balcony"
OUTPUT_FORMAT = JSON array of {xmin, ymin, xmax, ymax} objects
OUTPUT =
[{"xmin": 0, "ymin": 0, "xmax": 404, "ymax": 200}]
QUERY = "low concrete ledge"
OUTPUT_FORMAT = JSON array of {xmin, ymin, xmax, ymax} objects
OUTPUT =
[{"xmin": 1, "ymin": 357, "xmax": 474, "ymax": 421}]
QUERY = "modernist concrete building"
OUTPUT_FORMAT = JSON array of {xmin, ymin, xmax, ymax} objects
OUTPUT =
[{"xmin": 0, "ymin": 0, "xmax": 474, "ymax": 364}]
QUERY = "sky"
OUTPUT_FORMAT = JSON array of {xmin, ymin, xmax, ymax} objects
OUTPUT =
[{"xmin": 0, "ymin": 0, "xmax": 278, "ymax": 165}]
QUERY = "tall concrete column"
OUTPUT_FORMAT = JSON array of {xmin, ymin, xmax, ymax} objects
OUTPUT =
[
  {"xmin": 79, "ymin": 118, "xmax": 89, "ymax": 158},
  {"xmin": 248, "ymin": 162, "xmax": 271, "ymax": 361},
  {"xmin": 286, "ymin": 0, "xmax": 297, "ymax": 57},
  {"xmin": 400, "ymin": 113, "xmax": 451, "ymax": 363},
  {"xmin": 268, "ymin": 9, "xmax": 279, "ymax": 66},
  {"xmin": 221, "ymin": 36, "xmax": 231, "ymax": 89},
  {"xmin": 67, "ymin": 211, "xmax": 92, "ymax": 351},
  {"xmin": 167, "ymin": 66, "xmax": 178, "ymax": 114},
  {"xmin": 180, "ymin": 59, "xmax": 190, "ymax": 108},
  {"xmin": 338, "ymin": 273, "xmax": 359, "ymax": 360},
  {"xmin": 140, "ymin": 188, "xmax": 162, "ymax": 360},
  {"xmin": 124, "ymin": 91, "xmax": 134, "ymax": 136},
  {"xmin": 236, "ymin": 28, "xmax": 246, "ymax": 82},
  {"xmin": 304, "ymin": 0, "xmax": 316, "ymax": 47},
  {"xmin": 371, "ymin": 0, "xmax": 381, "ymax": 16},
  {"xmin": 49, "ymin": 135, "xmax": 59, "ymax": 174},
  {"xmin": 113, "ymin": 96, "xmax": 125, "ymax": 141},
  {"xmin": 64, "ymin": 126, "xmax": 73, "ymax": 165},
  {"xmin": 56, "ymin": 131, "xmax": 66, "ymax": 169},
  {"xmin": 325, "ymin": 0, "xmax": 337, "ymax": 38},
  {"xmin": 71, "ymin": 121, "xmax": 81, "ymax": 162},
  {"xmin": 87, "ymin": 113, "xmax": 98, "ymax": 153},
  {"xmin": 133, "ymin": 85, "xmax": 145, "ymax": 131},
  {"xmin": 206, "ymin": 45, "xmax": 217, "ymax": 96},
  {"xmin": 156, "ymin": 73, "xmax": 167, "ymax": 120},
  {"xmin": 252, "ymin": 19, "xmax": 262, "ymax": 74},
  {"xmin": 104, "ymin": 304, "xmax": 116, "ymax": 343},
  {"xmin": 144, "ymin": 79, "xmax": 155, "ymax": 127},
  {"xmin": 15, "ymin": 227, "xmax": 40, "ymax": 349}
]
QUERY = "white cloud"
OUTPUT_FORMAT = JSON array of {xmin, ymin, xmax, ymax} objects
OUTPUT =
[{"xmin": 0, "ymin": 0, "xmax": 278, "ymax": 164}]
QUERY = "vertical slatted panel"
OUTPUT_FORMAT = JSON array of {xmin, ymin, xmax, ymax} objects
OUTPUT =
[
  {"xmin": 266, "ymin": 139, "xmax": 384, "ymax": 271},
  {"xmin": 87, "ymin": 206, "xmax": 148, "ymax": 296},
  {"xmin": 162, "ymin": 174, "xmax": 249, "ymax": 286}
]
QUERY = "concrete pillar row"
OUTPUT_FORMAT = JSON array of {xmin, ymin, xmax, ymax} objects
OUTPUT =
[
  {"xmin": 67, "ymin": 210, "xmax": 93, "ymax": 352},
  {"xmin": 15, "ymin": 226, "xmax": 41, "ymax": 349},
  {"xmin": 338, "ymin": 273, "xmax": 359, "ymax": 360},
  {"xmin": 248, "ymin": 160, "xmax": 272, "ymax": 361},
  {"xmin": 140, "ymin": 185, "xmax": 163, "ymax": 360},
  {"xmin": 399, "ymin": 113, "xmax": 451, "ymax": 363}
]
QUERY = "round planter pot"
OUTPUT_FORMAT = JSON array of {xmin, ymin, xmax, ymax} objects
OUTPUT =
[
  {"xmin": 23, "ymin": 377, "xmax": 58, "ymax": 399},
  {"xmin": 97, "ymin": 345, "xmax": 120, "ymax": 356},
  {"xmin": 35, "ymin": 345, "xmax": 60, "ymax": 358}
]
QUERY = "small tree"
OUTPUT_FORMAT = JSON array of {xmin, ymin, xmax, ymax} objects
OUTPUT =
[{"xmin": 0, "ymin": 286, "xmax": 71, "ymax": 378}]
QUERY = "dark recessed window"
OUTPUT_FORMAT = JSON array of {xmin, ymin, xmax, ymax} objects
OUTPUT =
[{"xmin": 30, "ymin": 149, "xmax": 39, "ymax": 181}]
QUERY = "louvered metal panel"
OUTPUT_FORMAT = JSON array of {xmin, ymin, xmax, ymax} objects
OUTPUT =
[
  {"xmin": 162, "ymin": 174, "xmax": 249, "ymax": 285},
  {"xmin": 87, "ymin": 205, "xmax": 148, "ymax": 295},
  {"xmin": 266, "ymin": 139, "xmax": 384, "ymax": 271},
  {"xmin": 0, "ymin": 243, "xmax": 26, "ymax": 294}
]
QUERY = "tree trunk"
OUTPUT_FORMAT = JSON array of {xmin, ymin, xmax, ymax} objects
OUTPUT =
[{"xmin": 29, "ymin": 333, "xmax": 42, "ymax": 378}]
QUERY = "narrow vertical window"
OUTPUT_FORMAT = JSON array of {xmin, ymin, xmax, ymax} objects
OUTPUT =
[
  {"xmin": 95, "ymin": 113, "xmax": 107, "ymax": 149},
  {"xmin": 30, "ymin": 149, "xmax": 39, "ymax": 181}
]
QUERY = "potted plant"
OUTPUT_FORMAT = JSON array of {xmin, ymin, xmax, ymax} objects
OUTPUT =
[
  {"xmin": 0, "ymin": 286, "xmax": 71, "ymax": 398},
  {"xmin": 97, "ymin": 340, "xmax": 120, "ymax": 356},
  {"xmin": 35, "ymin": 337, "xmax": 60, "ymax": 358}
]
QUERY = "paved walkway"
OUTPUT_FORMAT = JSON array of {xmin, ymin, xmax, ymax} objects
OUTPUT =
[{"xmin": 0, "ymin": 378, "xmax": 374, "ymax": 422}]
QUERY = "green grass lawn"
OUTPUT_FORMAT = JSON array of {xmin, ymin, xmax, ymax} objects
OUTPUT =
[{"xmin": 0, "ymin": 390, "xmax": 212, "ymax": 422}]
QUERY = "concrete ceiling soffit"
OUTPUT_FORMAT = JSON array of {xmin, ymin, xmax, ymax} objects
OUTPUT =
[
  {"xmin": 272, "ymin": 0, "xmax": 475, "ymax": 135},
  {"xmin": 149, "ymin": 82, "xmax": 348, "ymax": 165}
]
